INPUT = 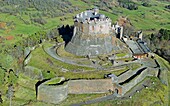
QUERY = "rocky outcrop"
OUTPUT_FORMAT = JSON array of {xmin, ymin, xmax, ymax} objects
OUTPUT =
[{"xmin": 65, "ymin": 34, "xmax": 115, "ymax": 56}]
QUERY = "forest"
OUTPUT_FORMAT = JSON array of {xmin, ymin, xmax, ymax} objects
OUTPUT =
[{"xmin": 144, "ymin": 29, "xmax": 170, "ymax": 62}]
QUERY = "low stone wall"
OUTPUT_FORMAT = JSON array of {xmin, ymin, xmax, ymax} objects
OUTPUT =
[
  {"xmin": 37, "ymin": 78, "xmax": 114, "ymax": 104},
  {"xmin": 121, "ymin": 68, "xmax": 158, "ymax": 95},
  {"xmin": 37, "ymin": 78, "xmax": 68, "ymax": 104},
  {"xmin": 117, "ymin": 66, "xmax": 145, "ymax": 83},
  {"xmin": 68, "ymin": 79, "xmax": 113, "ymax": 94},
  {"xmin": 37, "ymin": 67, "xmax": 159, "ymax": 104}
]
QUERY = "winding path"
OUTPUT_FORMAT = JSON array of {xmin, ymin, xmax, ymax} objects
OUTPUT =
[
  {"xmin": 44, "ymin": 44, "xmax": 141, "ymax": 71},
  {"xmin": 44, "ymin": 46, "xmax": 95, "ymax": 68}
]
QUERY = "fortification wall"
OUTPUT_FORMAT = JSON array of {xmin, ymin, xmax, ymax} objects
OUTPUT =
[
  {"xmin": 37, "ymin": 67, "xmax": 159, "ymax": 104},
  {"xmin": 65, "ymin": 35, "xmax": 114, "ymax": 56},
  {"xmin": 37, "ymin": 78, "xmax": 114, "ymax": 104},
  {"xmin": 118, "ymin": 67, "xmax": 145, "ymax": 83},
  {"xmin": 37, "ymin": 80, "xmax": 68, "ymax": 104},
  {"xmin": 75, "ymin": 20, "xmax": 111, "ymax": 35},
  {"xmin": 121, "ymin": 68, "xmax": 158, "ymax": 95},
  {"xmin": 68, "ymin": 79, "xmax": 113, "ymax": 94}
]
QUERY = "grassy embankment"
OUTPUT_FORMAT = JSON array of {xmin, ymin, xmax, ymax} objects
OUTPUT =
[{"xmin": 27, "ymin": 41, "xmax": 138, "ymax": 79}]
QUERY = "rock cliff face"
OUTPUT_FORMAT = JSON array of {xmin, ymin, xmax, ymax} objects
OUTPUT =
[{"xmin": 65, "ymin": 33, "xmax": 115, "ymax": 56}]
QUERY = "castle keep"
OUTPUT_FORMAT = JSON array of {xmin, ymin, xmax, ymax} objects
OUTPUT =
[{"xmin": 65, "ymin": 8, "xmax": 115, "ymax": 56}]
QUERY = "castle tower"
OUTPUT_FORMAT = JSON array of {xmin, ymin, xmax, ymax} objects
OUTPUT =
[
  {"xmin": 115, "ymin": 22, "xmax": 123, "ymax": 39},
  {"xmin": 138, "ymin": 31, "xmax": 143, "ymax": 40},
  {"xmin": 65, "ymin": 8, "xmax": 115, "ymax": 56}
]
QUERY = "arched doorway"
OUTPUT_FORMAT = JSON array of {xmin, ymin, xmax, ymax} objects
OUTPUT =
[{"xmin": 115, "ymin": 88, "xmax": 119, "ymax": 94}]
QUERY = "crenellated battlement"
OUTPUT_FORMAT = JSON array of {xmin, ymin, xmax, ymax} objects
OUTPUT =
[{"xmin": 73, "ymin": 8, "xmax": 112, "ymax": 35}]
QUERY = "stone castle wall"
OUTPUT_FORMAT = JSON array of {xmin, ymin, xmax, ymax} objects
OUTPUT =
[
  {"xmin": 37, "ymin": 79, "xmax": 68, "ymax": 104},
  {"xmin": 37, "ymin": 78, "xmax": 114, "ymax": 104},
  {"xmin": 65, "ymin": 35, "xmax": 114, "ymax": 56},
  {"xmin": 37, "ymin": 67, "xmax": 159, "ymax": 104},
  {"xmin": 65, "ymin": 8, "xmax": 115, "ymax": 56},
  {"xmin": 74, "ymin": 19, "xmax": 111, "ymax": 35},
  {"xmin": 121, "ymin": 68, "xmax": 159, "ymax": 95},
  {"xmin": 117, "ymin": 67, "xmax": 146, "ymax": 83},
  {"xmin": 68, "ymin": 79, "xmax": 113, "ymax": 94}
]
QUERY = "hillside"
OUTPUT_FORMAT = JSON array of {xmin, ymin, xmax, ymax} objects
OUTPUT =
[{"xmin": 0, "ymin": 0, "xmax": 169, "ymax": 106}]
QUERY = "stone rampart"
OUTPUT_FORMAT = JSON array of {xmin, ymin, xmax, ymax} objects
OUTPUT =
[
  {"xmin": 37, "ymin": 67, "xmax": 159, "ymax": 104},
  {"xmin": 65, "ymin": 35, "xmax": 114, "ymax": 56},
  {"xmin": 37, "ymin": 78, "xmax": 114, "ymax": 104},
  {"xmin": 68, "ymin": 79, "xmax": 113, "ymax": 94},
  {"xmin": 37, "ymin": 78, "xmax": 68, "ymax": 104},
  {"xmin": 117, "ymin": 67, "xmax": 145, "ymax": 83},
  {"xmin": 121, "ymin": 68, "xmax": 158, "ymax": 95}
]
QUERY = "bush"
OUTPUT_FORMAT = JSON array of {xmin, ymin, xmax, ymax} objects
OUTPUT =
[
  {"xmin": 31, "ymin": 18, "xmax": 47, "ymax": 25},
  {"xmin": 165, "ymin": 5, "xmax": 170, "ymax": 9},
  {"xmin": 118, "ymin": 0, "xmax": 138, "ymax": 10},
  {"xmin": 142, "ymin": 2, "xmax": 152, "ymax": 7}
]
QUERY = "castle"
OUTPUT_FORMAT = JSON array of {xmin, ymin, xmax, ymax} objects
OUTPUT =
[
  {"xmin": 65, "ymin": 8, "xmax": 121, "ymax": 56},
  {"xmin": 36, "ymin": 8, "xmax": 156, "ymax": 105}
]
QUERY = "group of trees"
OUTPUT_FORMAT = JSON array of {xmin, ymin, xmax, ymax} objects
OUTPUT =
[
  {"xmin": 165, "ymin": 5, "xmax": 170, "ymax": 9},
  {"xmin": 117, "ymin": 0, "xmax": 138, "ymax": 10},
  {"xmin": 144, "ymin": 29, "xmax": 170, "ymax": 62},
  {"xmin": 94, "ymin": 0, "xmax": 116, "ymax": 11},
  {"xmin": 81, "ymin": 0, "xmax": 138, "ymax": 12},
  {"xmin": 0, "ymin": 0, "xmax": 79, "ymax": 26},
  {"xmin": 142, "ymin": 2, "xmax": 152, "ymax": 7}
]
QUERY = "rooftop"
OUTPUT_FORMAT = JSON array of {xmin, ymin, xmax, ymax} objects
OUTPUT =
[
  {"xmin": 136, "ymin": 39, "xmax": 151, "ymax": 53},
  {"xmin": 126, "ymin": 39, "xmax": 150, "ymax": 55},
  {"xmin": 74, "ymin": 8, "xmax": 108, "ymax": 23}
]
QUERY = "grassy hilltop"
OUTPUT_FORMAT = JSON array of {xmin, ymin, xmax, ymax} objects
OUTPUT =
[{"xmin": 0, "ymin": 0, "xmax": 170, "ymax": 106}]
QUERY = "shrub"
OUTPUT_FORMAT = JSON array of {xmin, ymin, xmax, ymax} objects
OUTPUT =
[
  {"xmin": 118, "ymin": 0, "xmax": 138, "ymax": 10},
  {"xmin": 142, "ymin": 2, "xmax": 152, "ymax": 7},
  {"xmin": 165, "ymin": 5, "xmax": 170, "ymax": 9}
]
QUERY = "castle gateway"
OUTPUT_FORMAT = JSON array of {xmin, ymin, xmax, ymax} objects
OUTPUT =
[{"xmin": 65, "ymin": 8, "xmax": 116, "ymax": 56}]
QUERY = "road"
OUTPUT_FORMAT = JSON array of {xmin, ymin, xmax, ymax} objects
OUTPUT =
[{"xmin": 44, "ymin": 46, "xmax": 95, "ymax": 68}]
